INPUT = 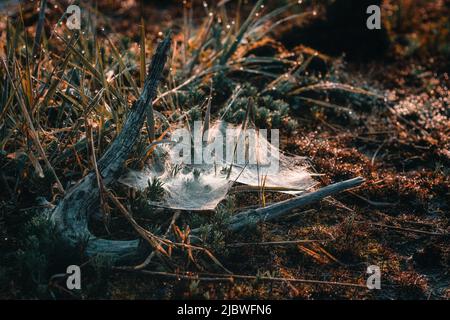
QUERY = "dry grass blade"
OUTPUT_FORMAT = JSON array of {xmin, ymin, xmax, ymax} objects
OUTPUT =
[
  {"xmin": 227, "ymin": 239, "xmax": 330, "ymax": 247},
  {"xmin": 104, "ymin": 188, "xmax": 169, "ymax": 256},
  {"xmin": 220, "ymin": 0, "xmax": 265, "ymax": 65},
  {"xmin": 140, "ymin": 18, "xmax": 146, "ymax": 88},
  {"xmin": 116, "ymin": 269, "xmax": 367, "ymax": 289},
  {"xmin": 32, "ymin": 0, "xmax": 47, "ymax": 75},
  {"xmin": 134, "ymin": 211, "xmax": 181, "ymax": 270},
  {"xmin": 140, "ymin": 21, "xmax": 155, "ymax": 143},
  {"xmin": 1, "ymin": 59, "xmax": 65, "ymax": 194},
  {"xmin": 87, "ymin": 121, "xmax": 110, "ymax": 232}
]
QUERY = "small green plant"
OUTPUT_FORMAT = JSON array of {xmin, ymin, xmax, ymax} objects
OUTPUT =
[
  {"xmin": 198, "ymin": 201, "xmax": 233, "ymax": 255},
  {"xmin": 12, "ymin": 214, "xmax": 80, "ymax": 298},
  {"xmin": 146, "ymin": 178, "xmax": 166, "ymax": 202},
  {"xmin": 81, "ymin": 255, "xmax": 114, "ymax": 299},
  {"xmin": 130, "ymin": 178, "xmax": 166, "ymax": 218}
]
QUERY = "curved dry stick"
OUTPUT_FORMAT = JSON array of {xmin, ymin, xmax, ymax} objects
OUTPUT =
[
  {"xmin": 223, "ymin": 177, "xmax": 365, "ymax": 232},
  {"xmin": 51, "ymin": 34, "xmax": 171, "ymax": 259}
]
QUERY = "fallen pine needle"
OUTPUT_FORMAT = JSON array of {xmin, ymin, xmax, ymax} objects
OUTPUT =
[
  {"xmin": 227, "ymin": 239, "xmax": 330, "ymax": 247},
  {"xmin": 114, "ymin": 268, "xmax": 368, "ymax": 289}
]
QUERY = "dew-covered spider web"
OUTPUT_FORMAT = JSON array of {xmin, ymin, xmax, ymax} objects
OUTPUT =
[{"xmin": 119, "ymin": 121, "xmax": 317, "ymax": 210}]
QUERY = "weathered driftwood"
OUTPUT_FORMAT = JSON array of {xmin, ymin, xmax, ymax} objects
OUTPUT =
[
  {"xmin": 189, "ymin": 177, "xmax": 364, "ymax": 237},
  {"xmin": 223, "ymin": 176, "xmax": 364, "ymax": 232},
  {"xmin": 51, "ymin": 33, "xmax": 364, "ymax": 262},
  {"xmin": 50, "ymin": 34, "xmax": 172, "ymax": 258}
]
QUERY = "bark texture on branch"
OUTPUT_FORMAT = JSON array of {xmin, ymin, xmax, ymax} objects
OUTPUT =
[
  {"xmin": 224, "ymin": 177, "xmax": 364, "ymax": 232},
  {"xmin": 50, "ymin": 34, "xmax": 171, "ymax": 259},
  {"xmin": 189, "ymin": 177, "xmax": 364, "ymax": 237}
]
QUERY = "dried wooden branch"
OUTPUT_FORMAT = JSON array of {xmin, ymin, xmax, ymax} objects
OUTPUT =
[
  {"xmin": 50, "ymin": 34, "xmax": 171, "ymax": 259},
  {"xmin": 193, "ymin": 177, "xmax": 365, "ymax": 234}
]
